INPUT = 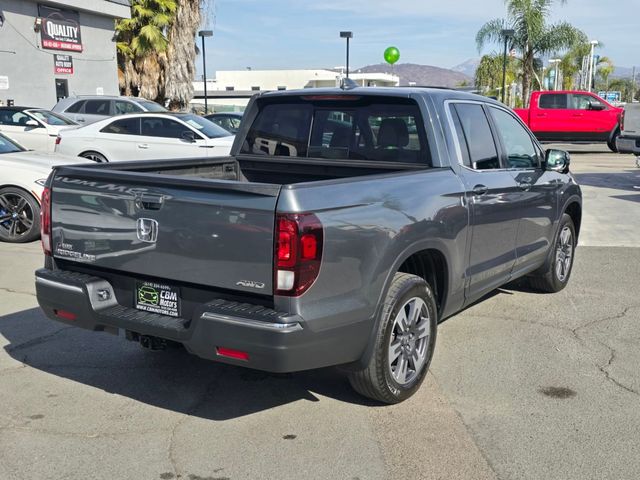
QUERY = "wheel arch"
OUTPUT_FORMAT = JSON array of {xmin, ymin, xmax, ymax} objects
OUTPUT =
[
  {"xmin": 0, "ymin": 184, "xmax": 42, "ymax": 205},
  {"xmin": 78, "ymin": 149, "xmax": 109, "ymax": 162},
  {"xmin": 563, "ymin": 198, "xmax": 582, "ymax": 240}
]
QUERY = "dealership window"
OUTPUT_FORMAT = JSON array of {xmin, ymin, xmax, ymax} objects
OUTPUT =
[
  {"xmin": 277, "ymin": 86, "xmax": 287, "ymax": 91},
  {"xmin": 251, "ymin": 86, "xmax": 261, "ymax": 91},
  {"xmin": 226, "ymin": 86, "xmax": 235, "ymax": 91}
]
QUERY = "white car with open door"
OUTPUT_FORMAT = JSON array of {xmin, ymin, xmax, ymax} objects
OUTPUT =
[
  {"xmin": 55, "ymin": 113, "xmax": 235, "ymax": 162},
  {"xmin": 0, "ymin": 107, "xmax": 78, "ymax": 152},
  {"xmin": 0, "ymin": 133, "xmax": 89, "ymax": 243}
]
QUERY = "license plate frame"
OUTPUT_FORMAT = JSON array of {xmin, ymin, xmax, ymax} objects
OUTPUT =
[{"xmin": 135, "ymin": 281, "xmax": 181, "ymax": 317}]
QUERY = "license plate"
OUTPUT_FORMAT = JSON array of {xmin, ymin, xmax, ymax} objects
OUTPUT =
[{"xmin": 135, "ymin": 281, "xmax": 180, "ymax": 317}]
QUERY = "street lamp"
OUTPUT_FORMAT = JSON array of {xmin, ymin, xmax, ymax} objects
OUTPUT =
[
  {"xmin": 587, "ymin": 40, "xmax": 599, "ymax": 92},
  {"xmin": 501, "ymin": 29, "xmax": 515, "ymax": 103},
  {"xmin": 549, "ymin": 59, "xmax": 561, "ymax": 91},
  {"xmin": 340, "ymin": 31, "xmax": 353, "ymax": 78},
  {"xmin": 198, "ymin": 30, "xmax": 213, "ymax": 114}
]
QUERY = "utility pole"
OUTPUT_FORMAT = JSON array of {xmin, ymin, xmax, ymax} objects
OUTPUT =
[{"xmin": 500, "ymin": 29, "xmax": 515, "ymax": 103}]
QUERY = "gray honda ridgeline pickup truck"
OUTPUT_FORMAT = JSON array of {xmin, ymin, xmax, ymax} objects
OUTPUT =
[{"xmin": 35, "ymin": 87, "xmax": 582, "ymax": 403}]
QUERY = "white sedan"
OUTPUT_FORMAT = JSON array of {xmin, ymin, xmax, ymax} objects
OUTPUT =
[
  {"xmin": 0, "ymin": 107, "xmax": 78, "ymax": 152},
  {"xmin": 0, "ymin": 133, "xmax": 89, "ymax": 243},
  {"xmin": 55, "ymin": 113, "xmax": 235, "ymax": 162}
]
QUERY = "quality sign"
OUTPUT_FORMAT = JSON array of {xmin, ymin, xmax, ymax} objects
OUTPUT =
[
  {"xmin": 38, "ymin": 4, "xmax": 83, "ymax": 52},
  {"xmin": 54, "ymin": 54, "xmax": 73, "ymax": 74}
]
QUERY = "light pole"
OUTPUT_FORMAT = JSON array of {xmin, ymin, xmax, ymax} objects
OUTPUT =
[
  {"xmin": 587, "ymin": 40, "xmax": 598, "ymax": 92},
  {"xmin": 198, "ymin": 30, "xmax": 213, "ymax": 114},
  {"xmin": 501, "ymin": 29, "xmax": 515, "ymax": 103},
  {"xmin": 549, "ymin": 59, "xmax": 561, "ymax": 90},
  {"xmin": 340, "ymin": 31, "xmax": 353, "ymax": 78}
]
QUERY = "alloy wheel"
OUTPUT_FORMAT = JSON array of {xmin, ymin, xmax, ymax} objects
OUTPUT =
[
  {"xmin": 0, "ymin": 192, "xmax": 36, "ymax": 241},
  {"xmin": 555, "ymin": 226, "xmax": 573, "ymax": 282}
]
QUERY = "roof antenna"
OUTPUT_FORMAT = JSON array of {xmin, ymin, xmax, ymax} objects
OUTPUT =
[{"xmin": 340, "ymin": 77, "xmax": 358, "ymax": 90}]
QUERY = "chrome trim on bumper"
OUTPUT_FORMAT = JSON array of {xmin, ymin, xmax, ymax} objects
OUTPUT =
[{"xmin": 200, "ymin": 312, "xmax": 303, "ymax": 333}]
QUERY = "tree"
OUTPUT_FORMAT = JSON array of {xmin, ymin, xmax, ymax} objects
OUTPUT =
[
  {"xmin": 475, "ymin": 53, "xmax": 519, "ymax": 97},
  {"xmin": 115, "ymin": 0, "xmax": 177, "ymax": 101},
  {"xmin": 476, "ymin": 0, "xmax": 586, "ymax": 106},
  {"xmin": 165, "ymin": 0, "xmax": 201, "ymax": 110}
]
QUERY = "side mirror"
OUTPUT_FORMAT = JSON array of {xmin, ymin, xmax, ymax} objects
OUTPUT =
[
  {"xmin": 181, "ymin": 131, "xmax": 196, "ymax": 143},
  {"xmin": 589, "ymin": 102, "xmax": 606, "ymax": 111},
  {"xmin": 545, "ymin": 149, "xmax": 570, "ymax": 173},
  {"xmin": 25, "ymin": 119, "xmax": 41, "ymax": 128}
]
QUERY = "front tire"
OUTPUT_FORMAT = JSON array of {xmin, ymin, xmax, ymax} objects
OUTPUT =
[
  {"xmin": 528, "ymin": 214, "xmax": 576, "ymax": 293},
  {"xmin": 0, "ymin": 187, "xmax": 41, "ymax": 243},
  {"xmin": 348, "ymin": 273, "xmax": 438, "ymax": 404},
  {"xmin": 608, "ymin": 130, "xmax": 620, "ymax": 153}
]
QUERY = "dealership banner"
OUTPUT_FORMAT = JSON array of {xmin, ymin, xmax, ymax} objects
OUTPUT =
[
  {"xmin": 38, "ymin": 4, "xmax": 83, "ymax": 52},
  {"xmin": 54, "ymin": 54, "xmax": 74, "ymax": 74}
]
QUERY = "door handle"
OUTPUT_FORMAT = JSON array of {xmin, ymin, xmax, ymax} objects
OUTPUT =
[
  {"xmin": 77, "ymin": 117, "xmax": 85, "ymax": 123},
  {"xmin": 137, "ymin": 144, "xmax": 149, "ymax": 149},
  {"xmin": 472, "ymin": 185, "xmax": 488, "ymax": 196},
  {"xmin": 572, "ymin": 113, "xmax": 584, "ymax": 117},
  {"xmin": 535, "ymin": 113, "xmax": 547, "ymax": 118}
]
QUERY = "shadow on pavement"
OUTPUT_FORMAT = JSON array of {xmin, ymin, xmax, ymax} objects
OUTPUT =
[
  {"xmin": 573, "ymin": 171, "xmax": 640, "ymax": 192},
  {"xmin": 0, "ymin": 307, "xmax": 377, "ymax": 420}
]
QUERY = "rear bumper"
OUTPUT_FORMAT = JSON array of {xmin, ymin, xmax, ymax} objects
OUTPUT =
[
  {"xmin": 35, "ymin": 268, "xmax": 369, "ymax": 372},
  {"xmin": 616, "ymin": 135, "xmax": 640, "ymax": 155}
]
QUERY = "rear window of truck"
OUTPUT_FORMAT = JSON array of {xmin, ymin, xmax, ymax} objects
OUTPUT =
[{"xmin": 240, "ymin": 97, "xmax": 431, "ymax": 165}]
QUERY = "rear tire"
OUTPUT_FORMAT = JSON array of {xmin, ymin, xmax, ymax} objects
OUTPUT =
[
  {"xmin": 528, "ymin": 214, "xmax": 576, "ymax": 293},
  {"xmin": 348, "ymin": 273, "xmax": 437, "ymax": 404},
  {"xmin": 0, "ymin": 187, "xmax": 41, "ymax": 243},
  {"xmin": 80, "ymin": 151, "xmax": 108, "ymax": 163}
]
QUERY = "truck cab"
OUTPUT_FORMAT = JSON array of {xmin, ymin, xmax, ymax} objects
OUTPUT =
[{"xmin": 514, "ymin": 91, "xmax": 622, "ymax": 151}]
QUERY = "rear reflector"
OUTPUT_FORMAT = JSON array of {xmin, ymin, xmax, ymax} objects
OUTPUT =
[
  {"xmin": 54, "ymin": 309, "xmax": 76, "ymax": 321},
  {"xmin": 55, "ymin": 136, "xmax": 61, "ymax": 146},
  {"xmin": 216, "ymin": 347, "xmax": 249, "ymax": 361}
]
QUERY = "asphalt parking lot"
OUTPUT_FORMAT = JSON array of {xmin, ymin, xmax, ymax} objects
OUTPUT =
[{"xmin": 1, "ymin": 146, "xmax": 639, "ymax": 480}]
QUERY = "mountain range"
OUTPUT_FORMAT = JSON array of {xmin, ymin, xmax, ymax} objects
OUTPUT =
[{"xmin": 355, "ymin": 63, "xmax": 472, "ymax": 88}]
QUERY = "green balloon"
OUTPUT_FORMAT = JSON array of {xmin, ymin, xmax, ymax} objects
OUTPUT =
[{"xmin": 384, "ymin": 46, "xmax": 400, "ymax": 65}]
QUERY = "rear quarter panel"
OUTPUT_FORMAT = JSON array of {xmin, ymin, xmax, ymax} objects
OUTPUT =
[{"xmin": 275, "ymin": 168, "xmax": 469, "ymax": 340}]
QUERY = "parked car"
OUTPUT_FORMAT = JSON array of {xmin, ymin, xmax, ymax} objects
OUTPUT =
[
  {"xmin": 514, "ymin": 90, "xmax": 623, "ymax": 151},
  {"xmin": 52, "ymin": 95, "xmax": 167, "ymax": 125},
  {"xmin": 55, "ymin": 113, "xmax": 235, "ymax": 162},
  {"xmin": 36, "ymin": 87, "xmax": 581, "ymax": 404},
  {"xmin": 616, "ymin": 103, "xmax": 640, "ymax": 166},
  {"xmin": 204, "ymin": 112, "xmax": 244, "ymax": 134},
  {"xmin": 0, "ymin": 133, "xmax": 88, "ymax": 243},
  {"xmin": 0, "ymin": 107, "xmax": 77, "ymax": 152}
]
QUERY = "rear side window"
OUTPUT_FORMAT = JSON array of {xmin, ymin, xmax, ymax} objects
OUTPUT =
[
  {"xmin": 141, "ymin": 118, "xmax": 191, "ymax": 139},
  {"xmin": 65, "ymin": 101, "xmax": 85, "ymax": 113},
  {"xmin": 101, "ymin": 117, "xmax": 140, "ymax": 135},
  {"xmin": 451, "ymin": 103, "xmax": 500, "ymax": 170},
  {"xmin": 114, "ymin": 101, "xmax": 142, "ymax": 115},
  {"xmin": 241, "ymin": 98, "xmax": 430, "ymax": 164},
  {"xmin": 539, "ymin": 94, "xmax": 568, "ymax": 109},
  {"xmin": 85, "ymin": 100, "xmax": 111, "ymax": 115}
]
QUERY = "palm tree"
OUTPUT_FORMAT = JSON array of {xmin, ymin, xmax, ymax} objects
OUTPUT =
[
  {"xmin": 115, "ymin": 0, "xmax": 177, "ymax": 101},
  {"xmin": 475, "ymin": 53, "xmax": 519, "ymax": 97},
  {"xmin": 165, "ymin": 0, "xmax": 202, "ymax": 111},
  {"xmin": 476, "ymin": 0, "xmax": 586, "ymax": 106}
]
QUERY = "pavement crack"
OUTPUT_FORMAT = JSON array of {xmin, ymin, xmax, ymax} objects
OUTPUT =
[
  {"xmin": 167, "ymin": 374, "xmax": 223, "ymax": 478},
  {"xmin": 573, "ymin": 305, "xmax": 640, "ymax": 335},
  {"xmin": 5, "ymin": 327, "xmax": 74, "ymax": 354},
  {"xmin": 0, "ymin": 287, "xmax": 35, "ymax": 297},
  {"xmin": 595, "ymin": 342, "xmax": 639, "ymax": 397}
]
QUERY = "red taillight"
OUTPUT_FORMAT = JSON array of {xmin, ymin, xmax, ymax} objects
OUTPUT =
[
  {"xmin": 55, "ymin": 136, "xmax": 61, "ymax": 146},
  {"xmin": 54, "ymin": 309, "xmax": 76, "ymax": 321},
  {"xmin": 275, "ymin": 213, "xmax": 323, "ymax": 296},
  {"xmin": 40, "ymin": 187, "xmax": 52, "ymax": 256},
  {"xmin": 216, "ymin": 347, "xmax": 249, "ymax": 361}
]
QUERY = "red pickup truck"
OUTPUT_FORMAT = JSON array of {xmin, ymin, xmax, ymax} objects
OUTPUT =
[{"xmin": 514, "ymin": 91, "xmax": 623, "ymax": 151}]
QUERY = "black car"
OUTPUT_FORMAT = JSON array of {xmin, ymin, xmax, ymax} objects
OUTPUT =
[{"xmin": 204, "ymin": 112, "xmax": 244, "ymax": 134}]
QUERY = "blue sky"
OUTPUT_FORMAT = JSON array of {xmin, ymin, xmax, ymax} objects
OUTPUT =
[{"xmin": 199, "ymin": 0, "xmax": 638, "ymax": 75}]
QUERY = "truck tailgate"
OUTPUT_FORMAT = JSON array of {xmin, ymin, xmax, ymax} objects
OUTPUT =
[{"xmin": 49, "ymin": 168, "xmax": 280, "ymax": 295}]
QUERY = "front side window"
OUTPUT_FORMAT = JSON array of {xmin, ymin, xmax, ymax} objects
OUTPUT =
[
  {"xmin": 241, "ymin": 99, "xmax": 430, "ymax": 164},
  {"xmin": 101, "ymin": 117, "xmax": 140, "ymax": 135},
  {"xmin": 490, "ymin": 107, "xmax": 539, "ymax": 169},
  {"xmin": 0, "ymin": 110, "xmax": 32, "ymax": 127},
  {"xmin": 451, "ymin": 103, "xmax": 500, "ymax": 170},
  {"xmin": 141, "ymin": 118, "xmax": 192, "ymax": 139},
  {"xmin": 538, "ymin": 93, "xmax": 568, "ymax": 109},
  {"xmin": 571, "ymin": 94, "xmax": 606, "ymax": 110},
  {"xmin": 84, "ymin": 100, "xmax": 110, "ymax": 115},
  {"xmin": 28, "ymin": 110, "xmax": 75, "ymax": 126}
]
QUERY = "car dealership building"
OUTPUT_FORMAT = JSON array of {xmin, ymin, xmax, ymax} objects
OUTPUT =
[{"xmin": 0, "ymin": 0, "xmax": 130, "ymax": 108}]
